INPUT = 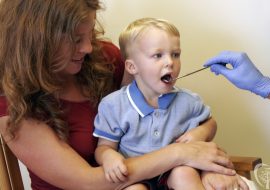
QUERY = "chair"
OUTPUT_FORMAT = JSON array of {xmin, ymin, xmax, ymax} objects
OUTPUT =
[
  {"xmin": 0, "ymin": 135, "xmax": 262, "ymax": 190},
  {"xmin": 0, "ymin": 135, "xmax": 24, "ymax": 190},
  {"xmin": 230, "ymin": 155, "xmax": 262, "ymax": 180}
]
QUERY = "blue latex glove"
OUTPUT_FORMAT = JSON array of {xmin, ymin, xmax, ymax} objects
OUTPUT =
[{"xmin": 204, "ymin": 51, "xmax": 270, "ymax": 98}]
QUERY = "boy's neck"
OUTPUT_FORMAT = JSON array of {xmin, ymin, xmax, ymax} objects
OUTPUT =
[{"xmin": 144, "ymin": 96, "xmax": 159, "ymax": 108}]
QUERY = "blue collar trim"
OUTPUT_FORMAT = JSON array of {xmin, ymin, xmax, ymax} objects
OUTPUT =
[{"xmin": 127, "ymin": 80, "xmax": 177, "ymax": 117}]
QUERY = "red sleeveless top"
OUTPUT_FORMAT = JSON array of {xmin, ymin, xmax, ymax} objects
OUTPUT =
[{"xmin": 0, "ymin": 41, "xmax": 125, "ymax": 190}]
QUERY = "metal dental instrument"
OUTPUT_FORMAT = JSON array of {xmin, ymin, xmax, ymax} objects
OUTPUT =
[{"xmin": 173, "ymin": 66, "xmax": 209, "ymax": 81}]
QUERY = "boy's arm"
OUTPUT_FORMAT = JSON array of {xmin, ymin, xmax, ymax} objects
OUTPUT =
[
  {"xmin": 95, "ymin": 138, "xmax": 128, "ymax": 183},
  {"xmin": 176, "ymin": 117, "xmax": 217, "ymax": 143}
]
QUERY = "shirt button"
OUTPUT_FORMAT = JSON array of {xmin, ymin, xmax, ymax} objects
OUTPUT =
[
  {"xmin": 154, "ymin": 130, "xmax": 160, "ymax": 137},
  {"xmin": 154, "ymin": 112, "xmax": 159, "ymax": 117}
]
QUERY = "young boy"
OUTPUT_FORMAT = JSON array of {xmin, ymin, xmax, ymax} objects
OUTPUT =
[{"xmin": 93, "ymin": 18, "xmax": 217, "ymax": 190}]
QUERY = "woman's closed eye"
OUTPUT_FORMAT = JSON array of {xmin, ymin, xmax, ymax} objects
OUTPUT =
[
  {"xmin": 75, "ymin": 38, "xmax": 82, "ymax": 44},
  {"xmin": 75, "ymin": 33, "xmax": 92, "ymax": 45}
]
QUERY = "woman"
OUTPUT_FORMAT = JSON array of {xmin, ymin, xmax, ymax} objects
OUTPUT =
[{"xmin": 0, "ymin": 0, "xmax": 236, "ymax": 189}]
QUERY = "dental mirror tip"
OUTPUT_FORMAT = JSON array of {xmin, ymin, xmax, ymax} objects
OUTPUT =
[{"xmin": 162, "ymin": 66, "xmax": 209, "ymax": 83}]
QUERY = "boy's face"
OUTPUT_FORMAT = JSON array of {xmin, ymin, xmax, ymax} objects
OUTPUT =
[{"xmin": 127, "ymin": 27, "xmax": 181, "ymax": 99}]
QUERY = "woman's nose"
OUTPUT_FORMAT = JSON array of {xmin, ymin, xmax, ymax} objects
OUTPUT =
[{"xmin": 79, "ymin": 40, "xmax": 93, "ymax": 54}]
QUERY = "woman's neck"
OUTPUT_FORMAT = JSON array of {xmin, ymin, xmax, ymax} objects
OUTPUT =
[{"xmin": 59, "ymin": 77, "xmax": 88, "ymax": 102}]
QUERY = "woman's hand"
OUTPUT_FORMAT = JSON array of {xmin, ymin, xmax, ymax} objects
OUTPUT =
[
  {"xmin": 174, "ymin": 141, "xmax": 236, "ymax": 175},
  {"xmin": 175, "ymin": 128, "xmax": 206, "ymax": 143},
  {"xmin": 201, "ymin": 171, "xmax": 249, "ymax": 190}
]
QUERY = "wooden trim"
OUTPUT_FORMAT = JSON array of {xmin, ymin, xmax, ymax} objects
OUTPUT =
[
  {"xmin": 230, "ymin": 156, "xmax": 262, "ymax": 180},
  {"xmin": 0, "ymin": 138, "xmax": 12, "ymax": 190},
  {"xmin": 0, "ymin": 135, "xmax": 24, "ymax": 190}
]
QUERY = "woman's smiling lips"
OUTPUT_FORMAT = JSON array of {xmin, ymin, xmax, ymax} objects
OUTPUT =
[{"xmin": 72, "ymin": 57, "xmax": 84, "ymax": 64}]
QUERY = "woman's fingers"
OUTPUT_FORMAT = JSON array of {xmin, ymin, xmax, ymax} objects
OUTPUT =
[
  {"xmin": 182, "ymin": 141, "xmax": 236, "ymax": 175},
  {"xmin": 215, "ymin": 154, "xmax": 234, "ymax": 169},
  {"xmin": 208, "ymin": 162, "xmax": 236, "ymax": 176}
]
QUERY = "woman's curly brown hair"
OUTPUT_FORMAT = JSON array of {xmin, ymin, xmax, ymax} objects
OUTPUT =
[{"xmin": 0, "ymin": 0, "xmax": 115, "ymax": 140}]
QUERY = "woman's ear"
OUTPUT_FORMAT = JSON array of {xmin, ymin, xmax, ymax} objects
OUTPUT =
[{"xmin": 125, "ymin": 59, "xmax": 137, "ymax": 75}]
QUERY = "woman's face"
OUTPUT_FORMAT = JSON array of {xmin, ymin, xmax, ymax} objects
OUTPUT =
[{"xmin": 54, "ymin": 11, "xmax": 96, "ymax": 76}]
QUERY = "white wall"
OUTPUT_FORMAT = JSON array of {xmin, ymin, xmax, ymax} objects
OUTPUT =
[
  {"xmin": 99, "ymin": 0, "xmax": 270, "ymax": 163},
  {"xmin": 21, "ymin": 0, "xmax": 270, "ymax": 188}
]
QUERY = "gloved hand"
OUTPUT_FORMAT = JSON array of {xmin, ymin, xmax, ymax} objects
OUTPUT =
[{"xmin": 204, "ymin": 51, "xmax": 270, "ymax": 98}]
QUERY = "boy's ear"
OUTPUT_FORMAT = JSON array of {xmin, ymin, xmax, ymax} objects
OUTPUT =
[{"xmin": 125, "ymin": 59, "xmax": 137, "ymax": 75}]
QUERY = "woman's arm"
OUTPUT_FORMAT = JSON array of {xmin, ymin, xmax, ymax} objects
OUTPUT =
[
  {"xmin": 198, "ymin": 117, "xmax": 217, "ymax": 141},
  {"xmin": 175, "ymin": 117, "xmax": 217, "ymax": 143},
  {"xmin": 0, "ymin": 116, "xmax": 235, "ymax": 190},
  {"xmin": 1, "ymin": 117, "xmax": 109, "ymax": 190}
]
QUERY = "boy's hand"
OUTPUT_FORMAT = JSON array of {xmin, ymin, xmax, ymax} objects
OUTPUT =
[{"xmin": 103, "ymin": 152, "xmax": 128, "ymax": 183}]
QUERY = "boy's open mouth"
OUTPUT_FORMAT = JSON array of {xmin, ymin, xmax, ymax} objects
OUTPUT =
[{"xmin": 161, "ymin": 74, "xmax": 173, "ymax": 83}]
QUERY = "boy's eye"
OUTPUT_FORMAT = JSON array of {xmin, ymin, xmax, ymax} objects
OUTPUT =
[
  {"xmin": 153, "ymin": 53, "xmax": 162, "ymax": 58},
  {"xmin": 172, "ymin": 52, "xmax": 180, "ymax": 58}
]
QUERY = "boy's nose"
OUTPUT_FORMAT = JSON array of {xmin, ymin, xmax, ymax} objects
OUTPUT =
[{"xmin": 165, "ymin": 56, "xmax": 173, "ymax": 67}]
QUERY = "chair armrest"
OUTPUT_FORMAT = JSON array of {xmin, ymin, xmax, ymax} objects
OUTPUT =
[
  {"xmin": 0, "ymin": 135, "xmax": 24, "ymax": 189},
  {"xmin": 230, "ymin": 156, "xmax": 262, "ymax": 180}
]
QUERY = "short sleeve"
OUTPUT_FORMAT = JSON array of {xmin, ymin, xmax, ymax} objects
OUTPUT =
[
  {"xmin": 93, "ymin": 99, "xmax": 124, "ymax": 142},
  {"xmin": 183, "ymin": 90, "xmax": 211, "ymax": 129}
]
